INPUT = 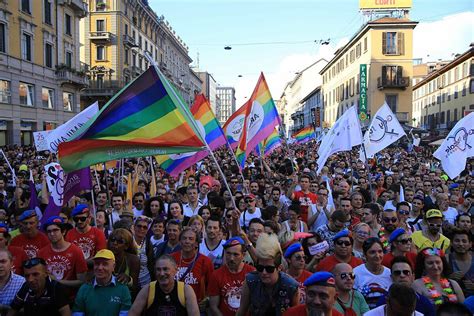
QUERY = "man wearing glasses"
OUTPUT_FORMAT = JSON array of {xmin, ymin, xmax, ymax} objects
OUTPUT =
[
  {"xmin": 8, "ymin": 257, "xmax": 71, "ymax": 316},
  {"xmin": 316, "ymin": 230, "xmax": 363, "ymax": 272},
  {"xmin": 378, "ymin": 209, "xmax": 400, "ymax": 253},
  {"xmin": 10, "ymin": 210, "xmax": 49, "ymax": 259},
  {"xmin": 332, "ymin": 263, "xmax": 369, "ymax": 316},
  {"xmin": 411, "ymin": 209, "xmax": 451, "ymax": 252},
  {"xmin": 66, "ymin": 204, "xmax": 107, "ymax": 261},
  {"xmin": 239, "ymin": 194, "xmax": 262, "ymax": 231},
  {"xmin": 284, "ymin": 243, "xmax": 312, "ymax": 304}
]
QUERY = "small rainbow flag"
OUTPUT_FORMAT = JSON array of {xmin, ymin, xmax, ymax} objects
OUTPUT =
[
  {"xmin": 256, "ymin": 128, "xmax": 281, "ymax": 156},
  {"xmin": 154, "ymin": 94, "xmax": 226, "ymax": 176},
  {"xmin": 292, "ymin": 126, "xmax": 316, "ymax": 144},
  {"xmin": 58, "ymin": 67, "xmax": 205, "ymax": 172},
  {"xmin": 236, "ymin": 73, "xmax": 281, "ymax": 168}
]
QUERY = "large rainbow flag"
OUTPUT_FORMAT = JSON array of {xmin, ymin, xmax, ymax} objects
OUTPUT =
[
  {"xmin": 292, "ymin": 126, "xmax": 315, "ymax": 144},
  {"xmin": 236, "ymin": 73, "xmax": 281, "ymax": 168},
  {"xmin": 256, "ymin": 128, "xmax": 282, "ymax": 156},
  {"xmin": 58, "ymin": 67, "xmax": 205, "ymax": 172},
  {"xmin": 154, "ymin": 94, "xmax": 226, "ymax": 176},
  {"xmin": 222, "ymin": 103, "xmax": 246, "ymax": 149}
]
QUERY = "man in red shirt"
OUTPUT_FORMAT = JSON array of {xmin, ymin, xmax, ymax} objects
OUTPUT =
[
  {"xmin": 10, "ymin": 210, "xmax": 49, "ymax": 259},
  {"xmin": 284, "ymin": 271, "xmax": 343, "ymax": 316},
  {"xmin": 171, "ymin": 227, "xmax": 214, "ymax": 313},
  {"xmin": 316, "ymin": 230, "xmax": 363, "ymax": 272},
  {"xmin": 38, "ymin": 216, "xmax": 87, "ymax": 290},
  {"xmin": 66, "ymin": 204, "xmax": 107, "ymax": 261},
  {"xmin": 290, "ymin": 174, "xmax": 318, "ymax": 223},
  {"xmin": 208, "ymin": 237, "xmax": 255, "ymax": 316},
  {"xmin": 284, "ymin": 243, "xmax": 312, "ymax": 304}
]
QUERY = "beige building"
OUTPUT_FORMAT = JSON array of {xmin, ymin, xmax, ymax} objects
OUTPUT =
[
  {"xmin": 0, "ymin": 0, "xmax": 87, "ymax": 145},
  {"xmin": 320, "ymin": 17, "xmax": 418, "ymax": 126},
  {"xmin": 412, "ymin": 45, "xmax": 474, "ymax": 132}
]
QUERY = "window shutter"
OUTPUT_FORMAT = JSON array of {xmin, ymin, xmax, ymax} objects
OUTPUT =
[
  {"xmin": 382, "ymin": 32, "xmax": 387, "ymax": 54},
  {"xmin": 397, "ymin": 66, "xmax": 403, "ymax": 81},
  {"xmin": 397, "ymin": 32, "xmax": 405, "ymax": 55},
  {"xmin": 382, "ymin": 65, "xmax": 387, "ymax": 83}
]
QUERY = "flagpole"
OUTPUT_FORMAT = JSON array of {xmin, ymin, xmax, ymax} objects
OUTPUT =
[
  {"xmin": 360, "ymin": 144, "xmax": 375, "ymax": 202},
  {"xmin": 227, "ymin": 142, "xmax": 247, "ymax": 188},
  {"xmin": 91, "ymin": 188, "xmax": 97, "ymax": 226},
  {"xmin": 103, "ymin": 162, "xmax": 111, "ymax": 208}
]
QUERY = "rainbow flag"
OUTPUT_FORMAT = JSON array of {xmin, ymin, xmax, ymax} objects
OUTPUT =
[
  {"xmin": 222, "ymin": 103, "xmax": 246, "ymax": 149},
  {"xmin": 236, "ymin": 73, "xmax": 281, "ymax": 168},
  {"xmin": 292, "ymin": 126, "xmax": 315, "ymax": 144},
  {"xmin": 154, "ymin": 94, "xmax": 226, "ymax": 176},
  {"xmin": 256, "ymin": 128, "xmax": 281, "ymax": 156},
  {"xmin": 58, "ymin": 67, "xmax": 205, "ymax": 172}
]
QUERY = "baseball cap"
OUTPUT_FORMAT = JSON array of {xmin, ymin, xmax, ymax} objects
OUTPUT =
[
  {"xmin": 425, "ymin": 209, "xmax": 443, "ymax": 219},
  {"xmin": 93, "ymin": 249, "xmax": 115, "ymax": 261},
  {"xmin": 245, "ymin": 194, "xmax": 256, "ymax": 200},
  {"xmin": 0, "ymin": 223, "xmax": 8, "ymax": 234},
  {"xmin": 19, "ymin": 164, "xmax": 28, "ymax": 172}
]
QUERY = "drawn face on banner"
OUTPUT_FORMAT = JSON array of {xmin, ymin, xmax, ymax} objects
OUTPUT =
[
  {"xmin": 369, "ymin": 115, "xmax": 400, "ymax": 143},
  {"xmin": 168, "ymin": 121, "xmax": 206, "ymax": 160},
  {"xmin": 45, "ymin": 163, "xmax": 65, "ymax": 206},
  {"xmin": 226, "ymin": 114, "xmax": 245, "ymax": 142},
  {"xmin": 225, "ymin": 101, "xmax": 264, "ymax": 143}
]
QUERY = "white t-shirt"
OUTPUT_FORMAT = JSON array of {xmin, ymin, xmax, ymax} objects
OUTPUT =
[
  {"xmin": 133, "ymin": 207, "xmax": 144, "ymax": 218},
  {"xmin": 353, "ymin": 264, "xmax": 392, "ymax": 309},
  {"xmin": 199, "ymin": 239, "xmax": 226, "ymax": 269},
  {"xmin": 309, "ymin": 204, "xmax": 329, "ymax": 231},
  {"xmin": 239, "ymin": 208, "xmax": 262, "ymax": 229},
  {"xmin": 363, "ymin": 305, "xmax": 423, "ymax": 316},
  {"xmin": 150, "ymin": 235, "xmax": 165, "ymax": 248},
  {"xmin": 183, "ymin": 202, "xmax": 203, "ymax": 218},
  {"xmin": 443, "ymin": 207, "xmax": 458, "ymax": 224}
]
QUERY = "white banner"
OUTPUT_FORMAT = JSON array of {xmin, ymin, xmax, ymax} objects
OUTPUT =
[
  {"xmin": 433, "ymin": 112, "xmax": 474, "ymax": 179},
  {"xmin": 44, "ymin": 162, "xmax": 65, "ymax": 206},
  {"xmin": 34, "ymin": 102, "xmax": 99, "ymax": 153},
  {"xmin": 317, "ymin": 106, "xmax": 362, "ymax": 173},
  {"xmin": 360, "ymin": 102, "xmax": 406, "ymax": 161},
  {"xmin": 33, "ymin": 130, "xmax": 52, "ymax": 151}
]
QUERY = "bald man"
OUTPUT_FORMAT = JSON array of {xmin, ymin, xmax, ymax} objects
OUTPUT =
[{"xmin": 332, "ymin": 263, "xmax": 369, "ymax": 315}]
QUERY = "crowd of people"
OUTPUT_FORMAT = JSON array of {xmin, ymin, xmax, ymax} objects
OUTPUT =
[{"xmin": 0, "ymin": 141, "xmax": 472, "ymax": 316}]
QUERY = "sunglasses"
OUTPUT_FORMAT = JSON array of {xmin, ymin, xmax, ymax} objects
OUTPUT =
[
  {"xmin": 340, "ymin": 272, "xmax": 355, "ymax": 280},
  {"xmin": 383, "ymin": 217, "xmax": 398, "ymax": 223},
  {"xmin": 245, "ymin": 199, "xmax": 255, "ymax": 203},
  {"xmin": 256, "ymin": 264, "xmax": 276, "ymax": 273},
  {"xmin": 135, "ymin": 224, "xmax": 148, "ymax": 230},
  {"xmin": 428, "ymin": 223, "xmax": 442, "ymax": 228},
  {"xmin": 335, "ymin": 240, "xmax": 351, "ymax": 247},
  {"xmin": 23, "ymin": 257, "xmax": 46, "ymax": 269},
  {"xmin": 398, "ymin": 210, "xmax": 410, "ymax": 216},
  {"xmin": 73, "ymin": 216, "xmax": 88, "ymax": 223},
  {"xmin": 392, "ymin": 270, "xmax": 411, "ymax": 276},
  {"xmin": 396, "ymin": 238, "xmax": 412, "ymax": 244},
  {"xmin": 110, "ymin": 237, "xmax": 126, "ymax": 244},
  {"xmin": 293, "ymin": 255, "xmax": 306, "ymax": 261}
]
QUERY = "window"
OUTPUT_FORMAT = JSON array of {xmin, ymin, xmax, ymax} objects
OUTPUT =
[
  {"xmin": 447, "ymin": 89, "xmax": 451, "ymax": 101},
  {"xmin": 42, "ymin": 88, "xmax": 54, "ymax": 108},
  {"xmin": 364, "ymin": 37, "xmax": 367, "ymax": 52},
  {"xmin": 19, "ymin": 82, "xmax": 34, "ymax": 106},
  {"xmin": 385, "ymin": 94, "xmax": 398, "ymax": 113},
  {"xmin": 96, "ymin": 74, "xmax": 104, "ymax": 88},
  {"xmin": 96, "ymin": 19, "xmax": 105, "ymax": 32},
  {"xmin": 356, "ymin": 43, "xmax": 361, "ymax": 58},
  {"xmin": 454, "ymin": 86, "xmax": 458, "ymax": 99},
  {"xmin": 454, "ymin": 108, "xmax": 458, "ymax": 121},
  {"xmin": 139, "ymin": 56, "xmax": 142, "ymax": 69},
  {"xmin": 446, "ymin": 110, "xmax": 450, "ymax": 124},
  {"xmin": 96, "ymin": 46, "xmax": 105, "ymax": 60},
  {"xmin": 124, "ymin": 24, "xmax": 128, "ymax": 35},
  {"xmin": 44, "ymin": 43, "xmax": 53, "ymax": 68},
  {"xmin": 462, "ymin": 62, "xmax": 468, "ymax": 77},
  {"xmin": 63, "ymin": 92, "xmax": 73, "ymax": 111},
  {"xmin": 0, "ymin": 80, "xmax": 11, "ymax": 103},
  {"xmin": 65, "ymin": 51, "xmax": 72, "ymax": 68},
  {"xmin": 0, "ymin": 23, "xmax": 5, "ymax": 53},
  {"xmin": 462, "ymin": 84, "xmax": 466, "ymax": 96},
  {"xmin": 381, "ymin": 65, "xmax": 402, "ymax": 85},
  {"xmin": 124, "ymin": 48, "xmax": 129, "ymax": 64},
  {"xmin": 132, "ymin": 53, "xmax": 136, "ymax": 66},
  {"xmin": 44, "ymin": 0, "xmax": 52, "ymax": 24},
  {"xmin": 65, "ymin": 14, "xmax": 72, "ymax": 35},
  {"xmin": 471, "ymin": 79, "xmax": 474, "ymax": 94},
  {"xmin": 382, "ymin": 32, "xmax": 404, "ymax": 55},
  {"xmin": 22, "ymin": 33, "xmax": 32, "ymax": 61},
  {"xmin": 21, "ymin": 0, "xmax": 31, "ymax": 13},
  {"xmin": 138, "ymin": 35, "xmax": 142, "ymax": 48}
]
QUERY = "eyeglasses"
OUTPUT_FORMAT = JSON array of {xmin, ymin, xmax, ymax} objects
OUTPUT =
[
  {"xmin": 23, "ymin": 257, "xmax": 46, "ymax": 269},
  {"xmin": 293, "ymin": 255, "xmax": 306, "ymax": 261},
  {"xmin": 73, "ymin": 216, "xmax": 88, "ymax": 223},
  {"xmin": 383, "ymin": 217, "xmax": 398, "ymax": 223},
  {"xmin": 245, "ymin": 199, "xmax": 255, "ymax": 203},
  {"xmin": 428, "ymin": 223, "xmax": 442, "ymax": 228},
  {"xmin": 392, "ymin": 270, "xmax": 411, "ymax": 276},
  {"xmin": 110, "ymin": 237, "xmax": 126, "ymax": 244},
  {"xmin": 256, "ymin": 264, "xmax": 276, "ymax": 273},
  {"xmin": 335, "ymin": 240, "xmax": 351, "ymax": 247},
  {"xmin": 398, "ymin": 210, "xmax": 410, "ymax": 216},
  {"xmin": 135, "ymin": 224, "xmax": 148, "ymax": 230},
  {"xmin": 340, "ymin": 272, "xmax": 355, "ymax": 280},
  {"xmin": 396, "ymin": 238, "xmax": 412, "ymax": 244}
]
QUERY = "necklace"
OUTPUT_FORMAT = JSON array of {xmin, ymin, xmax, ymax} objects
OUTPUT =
[
  {"xmin": 422, "ymin": 276, "xmax": 457, "ymax": 305},
  {"xmin": 378, "ymin": 228, "xmax": 389, "ymax": 252}
]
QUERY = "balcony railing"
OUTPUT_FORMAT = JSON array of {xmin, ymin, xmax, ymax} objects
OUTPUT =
[
  {"xmin": 377, "ymin": 77, "xmax": 410, "ymax": 90},
  {"xmin": 90, "ymin": 31, "xmax": 112, "ymax": 41},
  {"xmin": 123, "ymin": 34, "xmax": 137, "ymax": 47},
  {"xmin": 396, "ymin": 112, "xmax": 409, "ymax": 123},
  {"xmin": 56, "ymin": 69, "xmax": 89, "ymax": 86},
  {"xmin": 82, "ymin": 80, "xmax": 124, "ymax": 97}
]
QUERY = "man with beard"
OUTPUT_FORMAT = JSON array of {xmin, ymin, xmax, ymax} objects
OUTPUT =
[
  {"xmin": 316, "ymin": 230, "xmax": 363, "ymax": 272},
  {"xmin": 289, "ymin": 174, "xmax": 318, "ymax": 223},
  {"xmin": 283, "ymin": 271, "xmax": 343, "ymax": 316},
  {"xmin": 332, "ymin": 263, "xmax": 369, "ymax": 316},
  {"xmin": 10, "ymin": 210, "xmax": 49, "ymax": 259},
  {"xmin": 408, "ymin": 195, "xmax": 425, "ymax": 229},
  {"xmin": 267, "ymin": 187, "xmax": 289, "ymax": 221},
  {"xmin": 208, "ymin": 237, "xmax": 255, "ymax": 316},
  {"xmin": 308, "ymin": 186, "xmax": 333, "ymax": 231},
  {"xmin": 411, "ymin": 209, "xmax": 451, "ymax": 251},
  {"xmin": 315, "ymin": 210, "xmax": 347, "ymax": 252},
  {"xmin": 128, "ymin": 255, "xmax": 199, "ymax": 315},
  {"xmin": 447, "ymin": 228, "xmax": 473, "ymax": 297},
  {"xmin": 199, "ymin": 216, "xmax": 226, "ymax": 269},
  {"xmin": 183, "ymin": 186, "xmax": 203, "ymax": 221},
  {"xmin": 132, "ymin": 192, "xmax": 145, "ymax": 217},
  {"xmin": 378, "ymin": 209, "xmax": 400, "ymax": 253}
]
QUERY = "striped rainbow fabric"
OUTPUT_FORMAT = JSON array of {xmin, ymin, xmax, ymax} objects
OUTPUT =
[
  {"xmin": 236, "ymin": 73, "xmax": 281, "ymax": 168},
  {"xmin": 292, "ymin": 126, "xmax": 316, "ymax": 144},
  {"xmin": 58, "ymin": 67, "xmax": 205, "ymax": 172},
  {"xmin": 222, "ymin": 102, "xmax": 246, "ymax": 149},
  {"xmin": 256, "ymin": 128, "xmax": 282, "ymax": 156},
  {"xmin": 154, "ymin": 94, "xmax": 226, "ymax": 176}
]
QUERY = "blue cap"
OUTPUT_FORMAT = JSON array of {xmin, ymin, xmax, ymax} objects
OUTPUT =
[
  {"xmin": 72, "ymin": 204, "xmax": 90, "ymax": 217},
  {"xmin": 389, "ymin": 228, "xmax": 406, "ymax": 243},
  {"xmin": 449, "ymin": 183, "xmax": 459, "ymax": 190},
  {"xmin": 303, "ymin": 271, "xmax": 336, "ymax": 287},
  {"xmin": 0, "ymin": 223, "xmax": 7, "ymax": 233},
  {"xmin": 42, "ymin": 216, "xmax": 64, "ymax": 230},
  {"xmin": 333, "ymin": 229, "xmax": 350, "ymax": 241},
  {"xmin": 464, "ymin": 295, "xmax": 474, "ymax": 314},
  {"xmin": 223, "ymin": 237, "xmax": 245, "ymax": 249},
  {"xmin": 19, "ymin": 210, "xmax": 37, "ymax": 221},
  {"xmin": 284, "ymin": 243, "xmax": 304, "ymax": 258}
]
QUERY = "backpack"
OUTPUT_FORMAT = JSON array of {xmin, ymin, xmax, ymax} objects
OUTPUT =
[{"xmin": 147, "ymin": 280, "xmax": 186, "ymax": 308}]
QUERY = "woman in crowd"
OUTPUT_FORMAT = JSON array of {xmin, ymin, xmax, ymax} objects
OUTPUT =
[
  {"xmin": 95, "ymin": 209, "xmax": 110, "ymax": 238},
  {"xmin": 188, "ymin": 215, "xmax": 205, "ymax": 239},
  {"xmin": 197, "ymin": 205, "xmax": 211, "ymax": 223},
  {"xmin": 352, "ymin": 222, "xmax": 371, "ymax": 260},
  {"xmin": 350, "ymin": 191, "xmax": 365, "ymax": 218},
  {"xmin": 166, "ymin": 200, "xmax": 184, "ymax": 222},
  {"xmin": 301, "ymin": 232, "xmax": 327, "ymax": 272},
  {"xmin": 143, "ymin": 197, "xmax": 165, "ymax": 220},
  {"xmin": 382, "ymin": 228, "xmax": 417, "ymax": 269},
  {"xmin": 132, "ymin": 216, "xmax": 154, "ymax": 289}
]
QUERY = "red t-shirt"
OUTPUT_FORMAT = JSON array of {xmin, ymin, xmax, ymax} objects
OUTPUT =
[
  {"xmin": 172, "ymin": 251, "xmax": 214, "ymax": 302},
  {"xmin": 8, "ymin": 245, "xmax": 27, "ymax": 275},
  {"xmin": 10, "ymin": 232, "xmax": 50, "ymax": 259},
  {"xmin": 284, "ymin": 304, "xmax": 343, "ymax": 316},
  {"xmin": 38, "ymin": 243, "xmax": 88, "ymax": 281},
  {"xmin": 208, "ymin": 263, "xmax": 255, "ymax": 316},
  {"xmin": 65, "ymin": 227, "xmax": 107, "ymax": 260},
  {"xmin": 293, "ymin": 191, "xmax": 318, "ymax": 223},
  {"xmin": 382, "ymin": 251, "xmax": 417, "ymax": 270},
  {"xmin": 316, "ymin": 255, "xmax": 363, "ymax": 272},
  {"xmin": 293, "ymin": 269, "xmax": 312, "ymax": 304}
]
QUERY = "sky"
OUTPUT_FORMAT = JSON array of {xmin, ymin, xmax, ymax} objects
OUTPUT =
[{"xmin": 148, "ymin": 0, "xmax": 473, "ymax": 106}]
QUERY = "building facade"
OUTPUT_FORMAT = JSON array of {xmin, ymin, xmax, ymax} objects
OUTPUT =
[
  {"xmin": 81, "ymin": 0, "xmax": 194, "ymax": 107},
  {"xmin": 196, "ymin": 71, "xmax": 218, "ymax": 115},
  {"xmin": 292, "ymin": 86, "xmax": 323, "ymax": 137},
  {"xmin": 320, "ymin": 17, "xmax": 417, "ymax": 126},
  {"xmin": 0, "ymin": 0, "xmax": 87, "ymax": 145},
  {"xmin": 216, "ymin": 86, "xmax": 236, "ymax": 124},
  {"xmin": 412, "ymin": 45, "xmax": 474, "ymax": 132}
]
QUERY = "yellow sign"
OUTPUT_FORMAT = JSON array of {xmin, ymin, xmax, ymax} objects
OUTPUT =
[{"xmin": 359, "ymin": 0, "xmax": 412, "ymax": 10}]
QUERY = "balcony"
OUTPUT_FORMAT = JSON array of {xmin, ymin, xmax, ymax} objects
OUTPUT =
[
  {"xmin": 396, "ymin": 112, "xmax": 409, "ymax": 123},
  {"xmin": 130, "ymin": 66, "xmax": 142, "ymax": 76},
  {"xmin": 82, "ymin": 80, "xmax": 124, "ymax": 97},
  {"xmin": 58, "ymin": 0, "xmax": 88, "ymax": 18},
  {"xmin": 56, "ymin": 69, "xmax": 89, "ymax": 87},
  {"xmin": 377, "ymin": 77, "xmax": 410, "ymax": 90},
  {"xmin": 90, "ymin": 31, "xmax": 112, "ymax": 42},
  {"xmin": 123, "ymin": 34, "xmax": 137, "ymax": 47}
]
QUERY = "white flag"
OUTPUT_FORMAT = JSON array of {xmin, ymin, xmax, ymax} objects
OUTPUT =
[
  {"xmin": 360, "ymin": 102, "xmax": 406, "ymax": 161},
  {"xmin": 33, "ymin": 102, "xmax": 99, "ymax": 153},
  {"xmin": 433, "ymin": 112, "xmax": 474, "ymax": 179},
  {"xmin": 317, "ymin": 106, "xmax": 362, "ymax": 173}
]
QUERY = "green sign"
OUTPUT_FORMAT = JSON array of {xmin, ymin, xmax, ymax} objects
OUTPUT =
[{"xmin": 359, "ymin": 64, "xmax": 367, "ymax": 121}]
